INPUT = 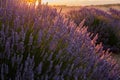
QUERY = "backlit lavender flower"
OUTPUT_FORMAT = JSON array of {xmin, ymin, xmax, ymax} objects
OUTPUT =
[{"xmin": 68, "ymin": 7, "xmax": 120, "ymax": 53}]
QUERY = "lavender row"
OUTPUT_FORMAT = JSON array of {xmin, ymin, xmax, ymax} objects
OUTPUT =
[
  {"xmin": 0, "ymin": 0, "xmax": 120, "ymax": 80},
  {"xmin": 68, "ymin": 7, "xmax": 120, "ymax": 53}
]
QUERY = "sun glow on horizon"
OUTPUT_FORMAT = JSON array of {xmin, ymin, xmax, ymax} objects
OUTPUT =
[
  {"xmin": 35, "ymin": 0, "xmax": 39, "ymax": 6},
  {"xmin": 26, "ymin": 0, "xmax": 40, "ymax": 7},
  {"xmin": 42, "ymin": 0, "xmax": 120, "ymax": 6}
]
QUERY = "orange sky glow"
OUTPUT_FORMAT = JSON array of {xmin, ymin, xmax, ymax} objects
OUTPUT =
[{"xmin": 42, "ymin": 0, "xmax": 120, "ymax": 6}]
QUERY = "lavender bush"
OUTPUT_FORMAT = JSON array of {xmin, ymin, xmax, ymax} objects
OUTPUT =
[
  {"xmin": 68, "ymin": 7, "xmax": 120, "ymax": 53},
  {"xmin": 0, "ymin": 0, "xmax": 120, "ymax": 80}
]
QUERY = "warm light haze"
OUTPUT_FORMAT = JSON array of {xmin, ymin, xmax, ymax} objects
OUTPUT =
[{"xmin": 42, "ymin": 0, "xmax": 120, "ymax": 6}]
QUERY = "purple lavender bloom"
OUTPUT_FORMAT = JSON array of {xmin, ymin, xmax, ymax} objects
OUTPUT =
[
  {"xmin": 68, "ymin": 7, "xmax": 120, "ymax": 53},
  {"xmin": 0, "ymin": 0, "xmax": 120, "ymax": 80}
]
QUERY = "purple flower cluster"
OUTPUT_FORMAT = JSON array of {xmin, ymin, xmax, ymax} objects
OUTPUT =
[
  {"xmin": 0, "ymin": 0, "xmax": 120, "ymax": 80},
  {"xmin": 68, "ymin": 7, "xmax": 120, "ymax": 53},
  {"xmin": 109, "ymin": 8, "xmax": 120, "ymax": 19}
]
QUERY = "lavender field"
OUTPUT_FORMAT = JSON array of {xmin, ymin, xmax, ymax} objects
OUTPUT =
[
  {"xmin": 0, "ymin": 0, "xmax": 120, "ymax": 80},
  {"xmin": 54, "ymin": 4, "xmax": 120, "ymax": 14}
]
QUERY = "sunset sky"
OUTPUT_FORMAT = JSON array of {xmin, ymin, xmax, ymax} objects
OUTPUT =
[{"xmin": 42, "ymin": 0, "xmax": 120, "ymax": 6}]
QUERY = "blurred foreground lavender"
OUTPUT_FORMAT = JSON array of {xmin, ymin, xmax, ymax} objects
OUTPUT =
[{"xmin": 0, "ymin": 0, "xmax": 120, "ymax": 80}]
